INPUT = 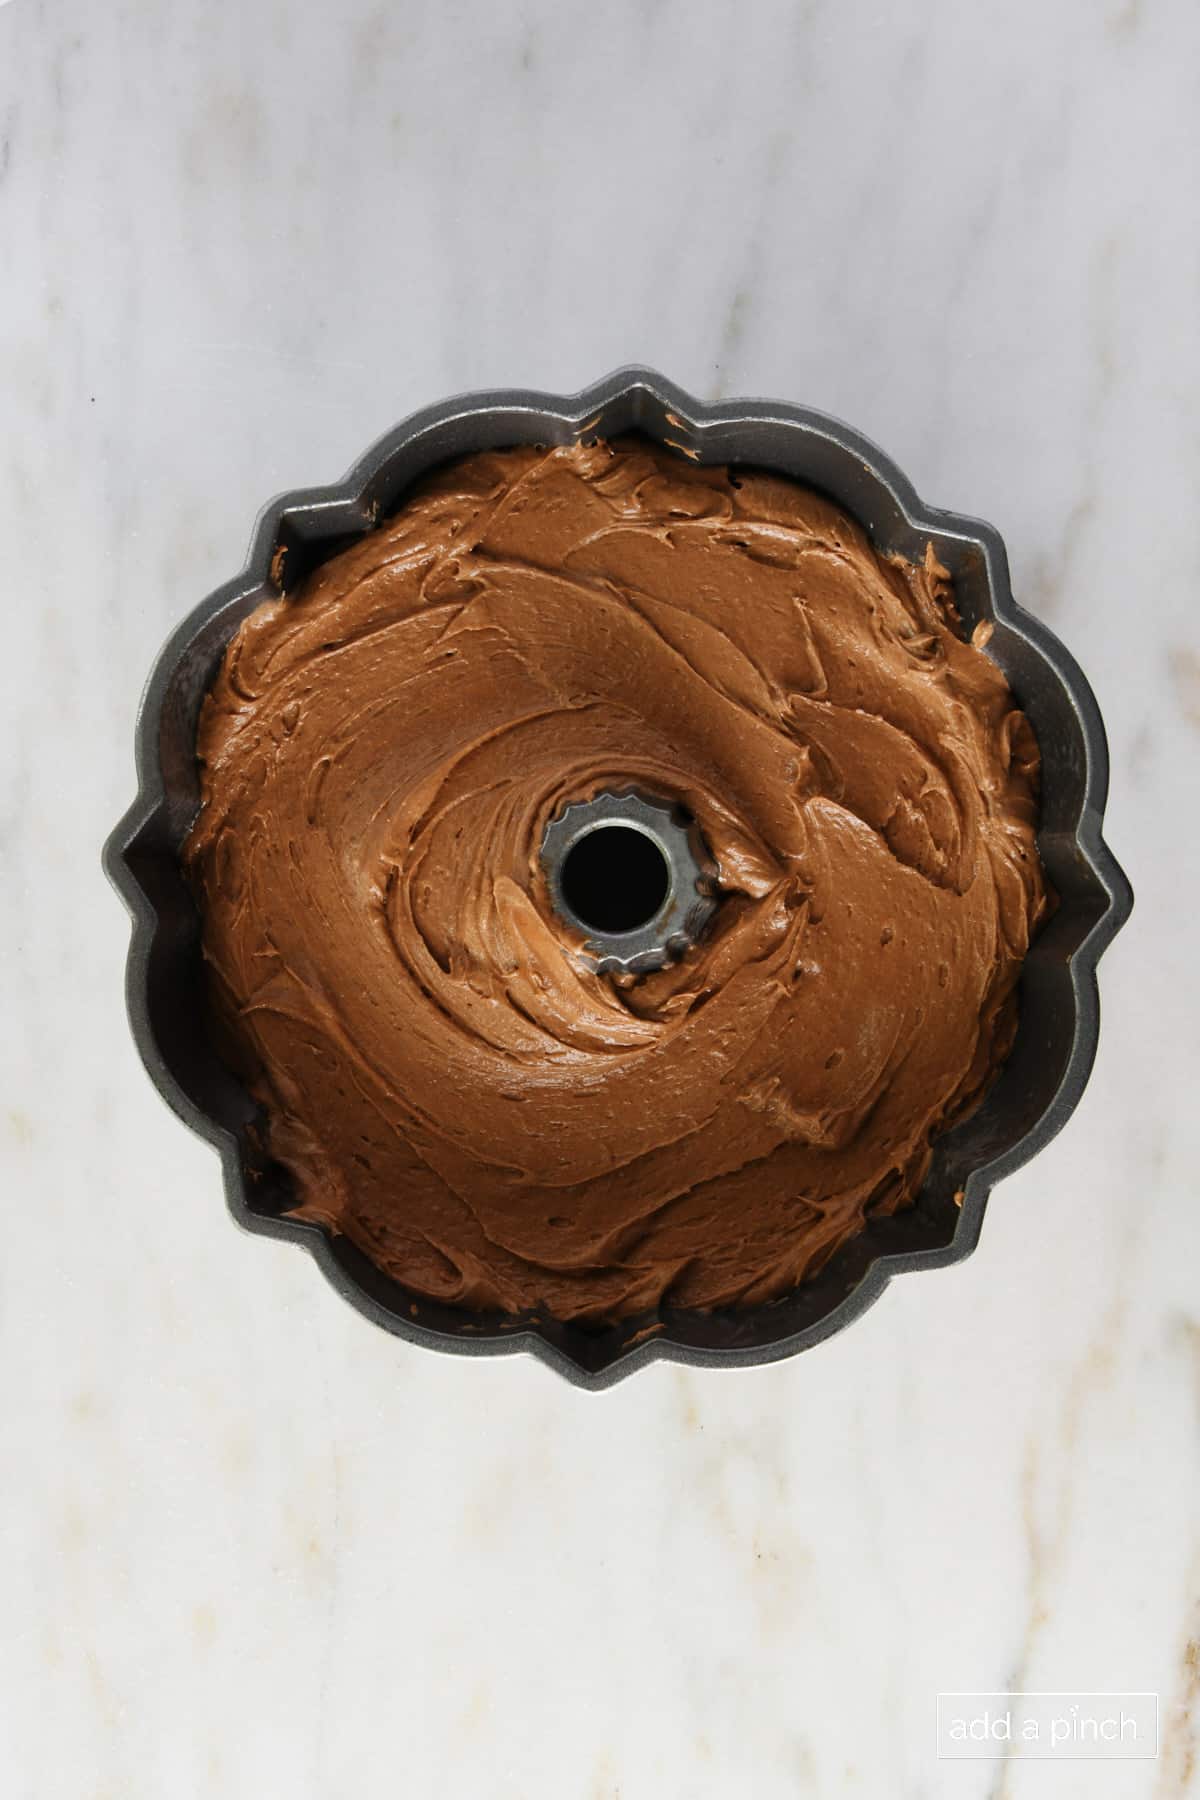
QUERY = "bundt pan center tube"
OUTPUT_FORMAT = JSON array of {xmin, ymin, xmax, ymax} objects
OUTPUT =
[
  {"xmin": 104, "ymin": 369, "xmax": 1132, "ymax": 1388},
  {"xmin": 540, "ymin": 789, "xmax": 719, "ymax": 976}
]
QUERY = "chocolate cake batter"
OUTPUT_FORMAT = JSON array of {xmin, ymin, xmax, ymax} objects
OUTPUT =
[{"xmin": 184, "ymin": 439, "xmax": 1047, "ymax": 1324}]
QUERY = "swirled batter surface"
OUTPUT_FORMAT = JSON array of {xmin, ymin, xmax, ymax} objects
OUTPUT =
[{"xmin": 185, "ymin": 438, "xmax": 1047, "ymax": 1323}]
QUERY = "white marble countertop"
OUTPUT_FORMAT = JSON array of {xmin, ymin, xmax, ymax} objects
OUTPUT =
[{"xmin": 1, "ymin": 0, "xmax": 1195, "ymax": 1794}]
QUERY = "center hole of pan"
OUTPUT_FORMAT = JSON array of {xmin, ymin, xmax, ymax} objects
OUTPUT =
[{"xmin": 561, "ymin": 825, "xmax": 671, "ymax": 935}]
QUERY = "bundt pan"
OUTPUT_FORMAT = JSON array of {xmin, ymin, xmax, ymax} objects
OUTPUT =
[{"xmin": 104, "ymin": 368, "xmax": 1132, "ymax": 1388}]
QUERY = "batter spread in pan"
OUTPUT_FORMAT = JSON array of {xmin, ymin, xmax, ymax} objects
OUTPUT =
[{"xmin": 184, "ymin": 438, "xmax": 1047, "ymax": 1324}]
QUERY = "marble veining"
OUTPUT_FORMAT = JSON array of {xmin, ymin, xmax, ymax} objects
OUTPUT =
[{"xmin": 0, "ymin": 0, "xmax": 1196, "ymax": 1795}]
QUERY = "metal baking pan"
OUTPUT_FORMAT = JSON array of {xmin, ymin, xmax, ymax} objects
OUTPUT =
[{"xmin": 104, "ymin": 368, "xmax": 1133, "ymax": 1388}]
